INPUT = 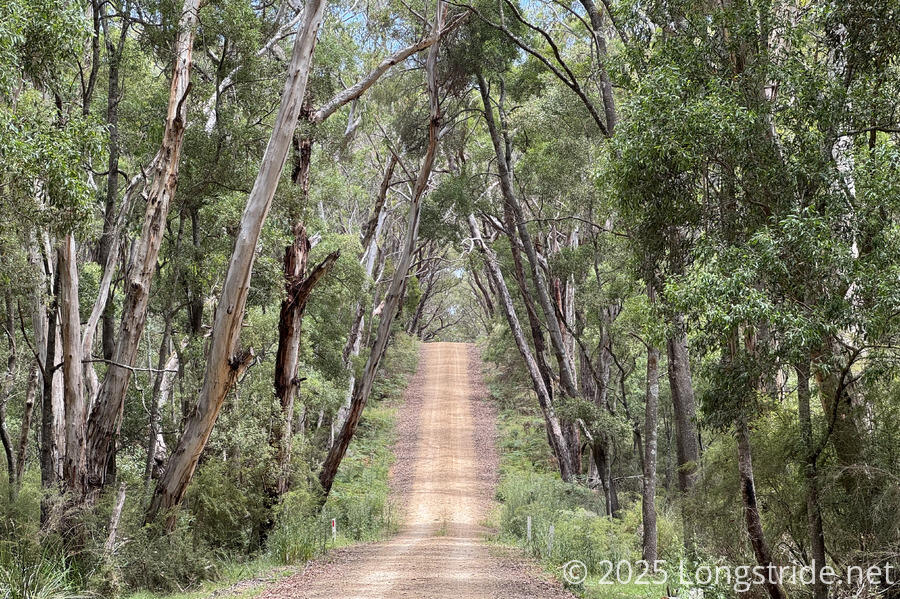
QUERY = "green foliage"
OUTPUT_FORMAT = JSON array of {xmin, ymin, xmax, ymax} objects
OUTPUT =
[
  {"xmin": 267, "ymin": 335, "xmax": 419, "ymax": 565},
  {"xmin": 0, "ymin": 542, "xmax": 79, "ymax": 599}
]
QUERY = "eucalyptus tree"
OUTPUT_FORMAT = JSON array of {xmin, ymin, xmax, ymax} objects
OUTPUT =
[{"xmin": 613, "ymin": 0, "xmax": 900, "ymax": 595}]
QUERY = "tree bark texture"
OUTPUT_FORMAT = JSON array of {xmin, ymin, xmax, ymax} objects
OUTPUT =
[
  {"xmin": 86, "ymin": 0, "xmax": 200, "ymax": 495},
  {"xmin": 147, "ymin": 0, "xmax": 327, "ymax": 527}
]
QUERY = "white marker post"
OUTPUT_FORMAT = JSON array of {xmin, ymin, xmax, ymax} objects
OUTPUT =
[
  {"xmin": 331, "ymin": 518, "xmax": 337, "ymax": 543},
  {"xmin": 547, "ymin": 524, "xmax": 554, "ymax": 556},
  {"xmin": 526, "ymin": 516, "xmax": 532, "ymax": 543}
]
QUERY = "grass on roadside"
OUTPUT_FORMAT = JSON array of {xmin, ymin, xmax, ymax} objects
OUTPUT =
[
  {"xmin": 486, "ymin": 383, "xmax": 681, "ymax": 599},
  {"xmin": 124, "ymin": 335, "xmax": 420, "ymax": 599}
]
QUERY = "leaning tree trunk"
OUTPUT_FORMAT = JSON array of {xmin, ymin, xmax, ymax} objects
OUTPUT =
[
  {"xmin": 147, "ymin": 0, "xmax": 327, "ymax": 528},
  {"xmin": 467, "ymin": 215, "xmax": 575, "ymax": 483},
  {"xmin": 85, "ymin": 0, "xmax": 200, "ymax": 496},
  {"xmin": 736, "ymin": 417, "xmax": 787, "ymax": 599},
  {"xmin": 476, "ymin": 72, "xmax": 579, "ymax": 400},
  {"xmin": 319, "ymin": 13, "xmax": 445, "ymax": 499},
  {"xmin": 641, "ymin": 343, "xmax": 660, "ymax": 564}
]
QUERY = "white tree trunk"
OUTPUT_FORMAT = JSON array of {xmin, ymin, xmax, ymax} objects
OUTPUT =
[{"xmin": 147, "ymin": 0, "xmax": 327, "ymax": 527}]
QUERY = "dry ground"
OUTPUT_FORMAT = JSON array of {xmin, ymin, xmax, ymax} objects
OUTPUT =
[{"xmin": 256, "ymin": 342, "xmax": 576, "ymax": 599}]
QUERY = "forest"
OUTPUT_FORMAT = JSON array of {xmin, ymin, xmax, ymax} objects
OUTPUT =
[{"xmin": 1, "ymin": 0, "xmax": 899, "ymax": 596}]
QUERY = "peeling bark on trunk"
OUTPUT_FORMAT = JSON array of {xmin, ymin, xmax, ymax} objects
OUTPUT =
[
  {"xmin": 85, "ymin": 0, "xmax": 200, "ymax": 496},
  {"xmin": 58, "ymin": 236, "xmax": 86, "ymax": 496},
  {"xmin": 147, "ymin": 0, "xmax": 327, "ymax": 528},
  {"xmin": 272, "ymin": 226, "xmax": 339, "ymax": 497},
  {"xmin": 271, "ymin": 226, "xmax": 309, "ymax": 497}
]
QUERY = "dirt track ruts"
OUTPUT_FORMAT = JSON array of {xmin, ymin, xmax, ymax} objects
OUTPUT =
[{"xmin": 257, "ymin": 342, "xmax": 576, "ymax": 599}]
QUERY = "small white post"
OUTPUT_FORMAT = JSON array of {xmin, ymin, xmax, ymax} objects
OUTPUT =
[
  {"xmin": 526, "ymin": 516, "xmax": 532, "ymax": 543},
  {"xmin": 331, "ymin": 518, "xmax": 336, "ymax": 542},
  {"xmin": 547, "ymin": 524, "xmax": 554, "ymax": 556}
]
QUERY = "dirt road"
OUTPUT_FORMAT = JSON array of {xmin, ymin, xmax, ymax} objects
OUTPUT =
[{"xmin": 258, "ymin": 342, "xmax": 575, "ymax": 599}]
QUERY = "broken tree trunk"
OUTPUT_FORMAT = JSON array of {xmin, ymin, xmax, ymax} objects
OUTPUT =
[
  {"xmin": 147, "ymin": 0, "xmax": 327, "ymax": 528},
  {"xmin": 272, "ymin": 225, "xmax": 339, "ymax": 497}
]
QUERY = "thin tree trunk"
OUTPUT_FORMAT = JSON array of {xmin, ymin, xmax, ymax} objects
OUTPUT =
[
  {"xmin": 736, "ymin": 417, "xmax": 787, "ymax": 599},
  {"xmin": 470, "ymin": 269, "xmax": 494, "ymax": 318},
  {"xmin": 592, "ymin": 439, "xmax": 619, "ymax": 517},
  {"xmin": 147, "ymin": 0, "xmax": 327, "ymax": 528},
  {"xmin": 144, "ymin": 317, "xmax": 172, "ymax": 488},
  {"xmin": 98, "ymin": 9, "xmax": 129, "ymax": 362},
  {"xmin": 1, "ymin": 294, "xmax": 16, "ymax": 496},
  {"xmin": 642, "ymin": 343, "xmax": 660, "ymax": 564},
  {"xmin": 14, "ymin": 363, "xmax": 38, "ymax": 491},
  {"xmin": 104, "ymin": 482, "xmax": 127, "ymax": 554},
  {"xmin": 319, "ymin": 13, "xmax": 445, "ymax": 498},
  {"xmin": 467, "ymin": 215, "xmax": 575, "ymax": 483},
  {"xmin": 797, "ymin": 361, "xmax": 827, "ymax": 599},
  {"xmin": 40, "ymin": 251, "xmax": 63, "ymax": 500},
  {"xmin": 85, "ymin": 0, "xmax": 200, "ymax": 496}
]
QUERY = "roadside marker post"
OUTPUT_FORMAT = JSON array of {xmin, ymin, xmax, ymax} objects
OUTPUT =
[
  {"xmin": 331, "ymin": 518, "xmax": 337, "ymax": 542},
  {"xmin": 526, "ymin": 516, "xmax": 532, "ymax": 545},
  {"xmin": 547, "ymin": 524, "xmax": 554, "ymax": 557}
]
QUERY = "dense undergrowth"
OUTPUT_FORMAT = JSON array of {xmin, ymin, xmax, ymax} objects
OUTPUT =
[
  {"xmin": 485, "ymin": 348, "xmax": 742, "ymax": 599},
  {"xmin": 0, "ymin": 335, "xmax": 419, "ymax": 599}
]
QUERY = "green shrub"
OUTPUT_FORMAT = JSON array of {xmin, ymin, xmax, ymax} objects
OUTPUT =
[
  {"xmin": 267, "ymin": 488, "xmax": 330, "ymax": 565},
  {"xmin": 116, "ymin": 524, "xmax": 221, "ymax": 593}
]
